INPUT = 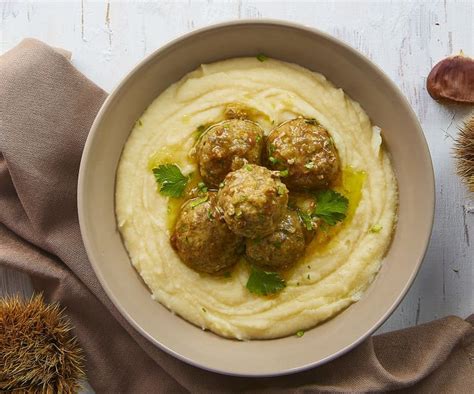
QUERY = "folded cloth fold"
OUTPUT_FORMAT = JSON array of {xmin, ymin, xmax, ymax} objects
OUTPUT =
[{"xmin": 0, "ymin": 38, "xmax": 472, "ymax": 393}]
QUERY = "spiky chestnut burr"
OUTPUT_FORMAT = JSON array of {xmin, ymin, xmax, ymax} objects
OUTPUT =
[
  {"xmin": 453, "ymin": 114, "xmax": 474, "ymax": 192},
  {"xmin": 0, "ymin": 294, "xmax": 85, "ymax": 392}
]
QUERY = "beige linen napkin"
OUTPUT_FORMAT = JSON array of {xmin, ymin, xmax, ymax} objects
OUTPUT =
[{"xmin": 0, "ymin": 39, "xmax": 473, "ymax": 393}]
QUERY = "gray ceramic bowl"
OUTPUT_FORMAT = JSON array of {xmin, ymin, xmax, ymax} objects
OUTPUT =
[{"xmin": 78, "ymin": 20, "xmax": 434, "ymax": 376}]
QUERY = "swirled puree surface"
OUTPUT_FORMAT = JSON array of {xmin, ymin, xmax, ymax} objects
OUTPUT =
[{"xmin": 115, "ymin": 57, "xmax": 398, "ymax": 340}]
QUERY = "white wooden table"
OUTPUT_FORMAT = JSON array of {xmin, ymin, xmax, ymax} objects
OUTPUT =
[{"xmin": 1, "ymin": 0, "xmax": 472, "ymax": 346}]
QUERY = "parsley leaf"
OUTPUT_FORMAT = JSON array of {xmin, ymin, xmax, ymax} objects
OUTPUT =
[
  {"xmin": 313, "ymin": 190, "xmax": 348, "ymax": 226},
  {"xmin": 256, "ymin": 53, "xmax": 268, "ymax": 62},
  {"xmin": 152, "ymin": 164, "xmax": 190, "ymax": 198},
  {"xmin": 246, "ymin": 265, "xmax": 286, "ymax": 296}
]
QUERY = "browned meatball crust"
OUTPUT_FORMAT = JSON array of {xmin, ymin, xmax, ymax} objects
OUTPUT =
[
  {"xmin": 217, "ymin": 164, "xmax": 288, "ymax": 239},
  {"xmin": 171, "ymin": 192, "xmax": 243, "ymax": 274},
  {"xmin": 196, "ymin": 119, "xmax": 264, "ymax": 187},
  {"xmin": 266, "ymin": 118, "xmax": 340, "ymax": 190},
  {"xmin": 246, "ymin": 210, "xmax": 306, "ymax": 270}
]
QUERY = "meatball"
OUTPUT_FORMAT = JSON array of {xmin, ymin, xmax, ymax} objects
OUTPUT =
[
  {"xmin": 246, "ymin": 210, "xmax": 306, "ymax": 270},
  {"xmin": 217, "ymin": 164, "xmax": 288, "ymax": 239},
  {"xmin": 266, "ymin": 118, "xmax": 340, "ymax": 190},
  {"xmin": 171, "ymin": 192, "xmax": 243, "ymax": 274},
  {"xmin": 196, "ymin": 119, "xmax": 264, "ymax": 187}
]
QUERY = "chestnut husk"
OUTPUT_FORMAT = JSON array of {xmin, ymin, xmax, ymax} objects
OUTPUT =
[{"xmin": 453, "ymin": 114, "xmax": 474, "ymax": 192}]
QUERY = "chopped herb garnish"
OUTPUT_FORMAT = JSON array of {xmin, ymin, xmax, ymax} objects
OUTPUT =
[
  {"xmin": 296, "ymin": 330, "xmax": 305, "ymax": 337},
  {"xmin": 207, "ymin": 209, "xmax": 214, "ymax": 220},
  {"xmin": 296, "ymin": 282, "xmax": 300, "ymax": 286},
  {"xmin": 219, "ymin": 181, "xmax": 225, "ymax": 188},
  {"xmin": 190, "ymin": 194, "xmax": 208, "ymax": 209},
  {"xmin": 224, "ymin": 271, "xmax": 232, "ymax": 278},
  {"xmin": 268, "ymin": 144, "xmax": 276, "ymax": 156},
  {"xmin": 279, "ymin": 169, "xmax": 289, "ymax": 177},
  {"xmin": 305, "ymin": 161, "xmax": 314, "ymax": 169},
  {"xmin": 152, "ymin": 164, "xmax": 190, "ymax": 198},
  {"xmin": 246, "ymin": 265, "xmax": 286, "ymax": 296},
  {"xmin": 307, "ymin": 274, "xmax": 311, "ymax": 280},
  {"xmin": 313, "ymin": 190, "xmax": 348, "ymax": 226},
  {"xmin": 245, "ymin": 164, "xmax": 253, "ymax": 171},
  {"xmin": 269, "ymin": 156, "xmax": 279, "ymax": 165},
  {"xmin": 256, "ymin": 134, "xmax": 262, "ymax": 143},
  {"xmin": 304, "ymin": 118, "xmax": 317, "ymax": 125},
  {"xmin": 370, "ymin": 224, "xmax": 383, "ymax": 233},
  {"xmin": 202, "ymin": 307, "xmax": 207, "ymax": 312},
  {"xmin": 277, "ymin": 185, "xmax": 286, "ymax": 196},
  {"xmin": 198, "ymin": 181, "xmax": 208, "ymax": 193},
  {"xmin": 256, "ymin": 53, "xmax": 268, "ymax": 62},
  {"xmin": 137, "ymin": 119, "xmax": 143, "ymax": 126},
  {"xmin": 297, "ymin": 209, "xmax": 314, "ymax": 231}
]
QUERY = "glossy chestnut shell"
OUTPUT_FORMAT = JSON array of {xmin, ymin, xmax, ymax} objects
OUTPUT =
[{"xmin": 427, "ymin": 53, "xmax": 474, "ymax": 104}]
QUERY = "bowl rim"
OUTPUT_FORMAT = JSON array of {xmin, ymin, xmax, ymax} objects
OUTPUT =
[{"xmin": 78, "ymin": 19, "xmax": 435, "ymax": 377}]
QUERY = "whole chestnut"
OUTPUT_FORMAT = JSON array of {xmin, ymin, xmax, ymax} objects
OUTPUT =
[{"xmin": 426, "ymin": 52, "xmax": 474, "ymax": 104}]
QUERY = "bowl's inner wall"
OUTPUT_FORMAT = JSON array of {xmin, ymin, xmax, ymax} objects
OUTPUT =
[{"xmin": 80, "ymin": 22, "xmax": 433, "ymax": 376}]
